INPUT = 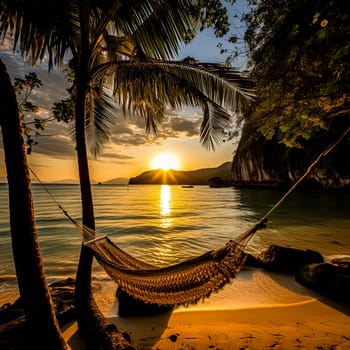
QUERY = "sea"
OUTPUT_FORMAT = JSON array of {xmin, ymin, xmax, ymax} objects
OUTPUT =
[{"xmin": 1, "ymin": 183, "xmax": 349, "ymax": 314}]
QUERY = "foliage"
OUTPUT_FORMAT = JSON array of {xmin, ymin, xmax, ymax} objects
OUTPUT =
[
  {"xmin": 241, "ymin": 0, "xmax": 350, "ymax": 149},
  {"xmin": 14, "ymin": 73, "xmax": 44, "ymax": 154},
  {"xmin": 192, "ymin": 0, "xmax": 231, "ymax": 38},
  {"xmin": 13, "ymin": 72, "xmax": 73, "ymax": 155}
]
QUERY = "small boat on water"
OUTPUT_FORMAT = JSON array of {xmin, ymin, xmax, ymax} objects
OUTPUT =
[{"xmin": 182, "ymin": 185, "xmax": 194, "ymax": 188}]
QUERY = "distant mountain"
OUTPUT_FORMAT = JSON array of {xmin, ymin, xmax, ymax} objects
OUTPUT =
[
  {"xmin": 0, "ymin": 178, "xmax": 80, "ymax": 184},
  {"xmin": 1, "ymin": 177, "xmax": 128, "ymax": 185},
  {"xmin": 128, "ymin": 162, "xmax": 233, "ymax": 186},
  {"xmin": 103, "ymin": 177, "xmax": 129, "ymax": 185},
  {"xmin": 49, "ymin": 179, "xmax": 80, "ymax": 184}
]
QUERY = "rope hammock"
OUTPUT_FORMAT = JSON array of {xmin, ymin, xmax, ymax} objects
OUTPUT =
[
  {"xmin": 69, "ymin": 212, "xmax": 266, "ymax": 306},
  {"xmin": 30, "ymin": 125, "xmax": 350, "ymax": 306}
]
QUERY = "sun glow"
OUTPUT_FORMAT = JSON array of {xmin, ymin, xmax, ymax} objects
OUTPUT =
[{"xmin": 151, "ymin": 153, "xmax": 180, "ymax": 171}]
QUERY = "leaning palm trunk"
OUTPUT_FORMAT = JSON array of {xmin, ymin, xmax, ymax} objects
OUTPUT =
[
  {"xmin": 74, "ymin": 75, "xmax": 133, "ymax": 350},
  {"xmin": 0, "ymin": 59, "xmax": 69, "ymax": 349}
]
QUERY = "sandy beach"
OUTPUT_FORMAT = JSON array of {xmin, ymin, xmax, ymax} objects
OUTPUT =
[{"xmin": 62, "ymin": 269, "xmax": 350, "ymax": 349}]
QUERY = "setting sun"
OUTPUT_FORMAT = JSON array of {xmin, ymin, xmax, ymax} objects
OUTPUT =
[{"xmin": 151, "ymin": 153, "xmax": 180, "ymax": 171}]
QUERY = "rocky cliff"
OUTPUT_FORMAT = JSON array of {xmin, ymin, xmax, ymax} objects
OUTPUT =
[{"xmin": 231, "ymin": 124, "xmax": 350, "ymax": 190}]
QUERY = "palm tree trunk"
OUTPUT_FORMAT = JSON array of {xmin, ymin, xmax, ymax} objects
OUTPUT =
[
  {"xmin": 74, "ymin": 70, "xmax": 133, "ymax": 350},
  {"xmin": 73, "ymin": 4, "xmax": 133, "ymax": 347},
  {"xmin": 75, "ymin": 75, "xmax": 95, "ymax": 298},
  {"xmin": 0, "ymin": 59, "xmax": 69, "ymax": 349}
]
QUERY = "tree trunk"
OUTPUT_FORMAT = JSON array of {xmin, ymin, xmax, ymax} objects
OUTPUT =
[
  {"xmin": 0, "ymin": 60, "xmax": 69, "ymax": 349},
  {"xmin": 74, "ymin": 58, "xmax": 133, "ymax": 349}
]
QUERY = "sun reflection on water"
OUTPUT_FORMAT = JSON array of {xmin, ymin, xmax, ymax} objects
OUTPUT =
[{"xmin": 160, "ymin": 185, "xmax": 172, "ymax": 228}]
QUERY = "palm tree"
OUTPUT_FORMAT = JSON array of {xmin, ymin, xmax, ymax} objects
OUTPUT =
[
  {"xmin": 43, "ymin": 2, "xmax": 253, "ymax": 348},
  {"xmin": 68, "ymin": 5, "xmax": 253, "ymax": 338},
  {"xmin": 0, "ymin": 59, "xmax": 69, "ymax": 349},
  {"xmin": 70, "ymin": 9, "xmax": 255, "ymax": 347},
  {"xmin": 1, "ymin": 2, "xmax": 133, "ymax": 348},
  {"xmin": 1, "ymin": 1, "xmax": 254, "ymax": 348}
]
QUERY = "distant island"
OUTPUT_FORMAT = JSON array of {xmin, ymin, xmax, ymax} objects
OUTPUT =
[
  {"xmin": 128, "ymin": 162, "xmax": 232, "ymax": 186},
  {"xmin": 102, "ymin": 177, "xmax": 129, "ymax": 185},
  {"xmin": 40, "ymin": 162, "xmax": 233, "ymax": 186}
]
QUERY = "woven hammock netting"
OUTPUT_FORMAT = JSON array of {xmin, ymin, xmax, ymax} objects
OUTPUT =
[{"xmin": 72, "ymin": 217, "xmax": 265, "ymax": 307}]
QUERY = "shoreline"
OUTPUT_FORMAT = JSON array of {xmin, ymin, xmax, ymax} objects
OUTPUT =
[{"xmin": 63, "ymin": 270, "xmax": 350, "ymax": 349}]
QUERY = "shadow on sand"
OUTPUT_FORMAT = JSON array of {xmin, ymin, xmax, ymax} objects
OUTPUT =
[{"xmin": 264, "ymin": 268, "xmax": 350, "ymax": 317}]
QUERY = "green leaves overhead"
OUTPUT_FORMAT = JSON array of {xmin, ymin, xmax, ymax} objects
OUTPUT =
[
  {"xmin": 0, "ymin": 0, "xmax": 78, "ymax": 69},
  {"xmin": 117, "ymin": 0, "xmax": 194, "ymax": 60},
  {"xmin": 93, "ymin": 59, "xmax": 255, "ymax": 149},
  {"xmin": 0, "ymin": 0, "xmax": 195, "ymax": 66},
  {"xmin": 243, "ymin": 0, "xmax": 350, "ymax": 148}
]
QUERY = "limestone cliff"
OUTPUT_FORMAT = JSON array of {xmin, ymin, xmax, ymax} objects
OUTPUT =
[{"xmin": 231, "ymin": 125, "xmax": 350, "ymax": 190}]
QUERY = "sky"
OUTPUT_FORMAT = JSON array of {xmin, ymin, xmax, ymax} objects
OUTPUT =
[{"xmin": 0, "ymin": 2, "xmax": 249, "ymax": 183}]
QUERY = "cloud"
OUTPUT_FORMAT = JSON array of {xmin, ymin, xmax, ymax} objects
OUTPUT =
[
  {"xmin": 160, "ymin": 113, "xmax": 202, "ymax": 138},
  {"xmin": 98, "ymin": 152, "xmax": 134, "ymax": 161},
  {"xmin": 32, "ymin": 134, "xmax": 75, "ymax": 158},
  {"xmin": 1, "ymin": 39, "xmax": 70, "ymax": 104},
  {"xmin": 1, "ymin": 39, "xmax": 206, "ymax": 164},
  {"xmin": 107, "ymin": 109, "xmax": 203, "ymax": 147}
]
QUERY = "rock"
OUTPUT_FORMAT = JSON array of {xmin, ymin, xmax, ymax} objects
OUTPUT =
[
  {"xmin": 296, "ymin": 261, "xmax": 350, "ymax": 303},
  {"xmin": 116, "ymin": 287, "xmax": 173, "ymax": 317},
  {"xmin": 231, "ymin": 125, "xmax": 350, "ymax": 190},
  {"xmin": 168, "ymin": 334, "xmax": 178, "ymax": 342},
  {"xmin": 255, "ymin": 245, "xmax": 324, "ymax": 273},
  {"xmin": 0, "ymin": 278, "xmax": 77, "ymax": 349},
  {"xmin": 243, "ymin": 253, "xmax": 260, "ymax": 268},
  {"xmin": 329, "ymin": 256, "xmax": 350, "ymax": 268},
  {"xmin": 49, "ymin": 277, "xmax": 77, "ymax": 325},
  {"xmin": 208, "ymin": 176, "xmax": 230, "ymax": 187},
  {"xmin": 0, "ymin": 299, "xmax": 24, "ymax": 324},
  {"xmin": 334, "ymin": 274, "xmax": 350, "ymax": 300},
  {"xmin": 0, "ymin": 314, "xmax": 26, "ymax": 350},
  {"xmin": 295, "ymin": 263, "xmax": 337, "ymax": 290}
]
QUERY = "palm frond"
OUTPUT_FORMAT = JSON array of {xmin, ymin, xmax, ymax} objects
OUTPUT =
[
  {"xmin": 94, "ymin": 60, "xmax": 255, "ymax": 111},
  {"xmin": 92, "ymin": 59, "xmax": 254, "ymax": 149},
  {"xmin": 200, "ymin": 102, "xmax": 232, "ymax": 150},
  {"xmin": 0, "ymin": 0, "xmax": 79, "ymax": 69},
  {"xmin": 112, "ymin": 0, "xmax": 195, "ymax": 60},
  {"xmin": 85, "ymin": 91, "xmax": 115, "ymax": 158}
]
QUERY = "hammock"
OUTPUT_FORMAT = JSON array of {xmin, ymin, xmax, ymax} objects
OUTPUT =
[
  {"xmin": 31, "ymin": 125, "xmax": 350, "ymax": 307},
  {"xmin": 69, "ymin": 215, "xmax": 266, "ymax": 306}
]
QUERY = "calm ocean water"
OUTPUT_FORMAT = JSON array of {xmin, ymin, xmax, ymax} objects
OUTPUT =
[{"xmin": 0, "ymin": 183, "xmax": 349, "ymax": 307}]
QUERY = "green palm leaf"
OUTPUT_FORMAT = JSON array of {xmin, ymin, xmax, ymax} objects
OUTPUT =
[
  {"xmin": 120, "ymin": 0, "xmax": 194, "ymax": 60},
  {"xmin": 92, "ymin": 59, "xmax": 255, "ymax": 149},
  {"xmin": 200, "ymin": 102, "xmax": 232, "ymax": 150},
  {"xmin": 86, "ymin": 91, "xmax": 115, "ymax": 158}
]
